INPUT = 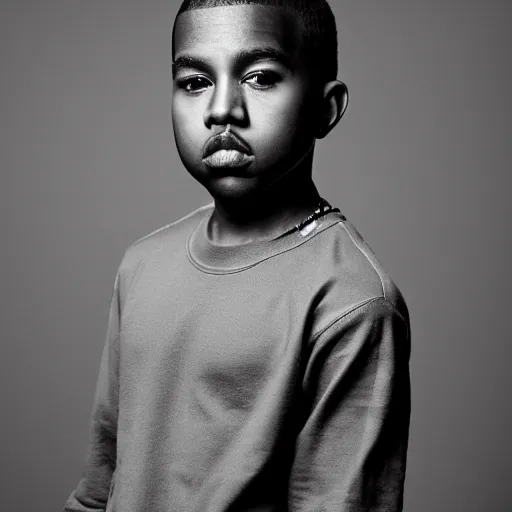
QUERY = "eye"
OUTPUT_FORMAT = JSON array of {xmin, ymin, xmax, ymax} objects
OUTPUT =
[
  {"xmin": 176, "ymin": 76, "xmax": 211, "ymax": 94},
  {"xmin": 244, "ymin": 71, "xmax": 281, "ymax": 90}
]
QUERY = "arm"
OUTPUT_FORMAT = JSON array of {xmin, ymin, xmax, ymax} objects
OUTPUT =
[
  {"xmin": 64, "ymin": 272, "xmax": 121, "ymax": 512},
  {"xmin": 288, "ymin": 297, "xmax": 411, "ymax": 512}
]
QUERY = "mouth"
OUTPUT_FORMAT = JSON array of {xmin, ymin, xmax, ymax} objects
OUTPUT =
[
  {"xmin": 203, "ymin": 149, "xmax": 255, "ymax": 168},
  {"xmin": 202, "ymin": 129, "xmax": 255, "ymax": 169}
]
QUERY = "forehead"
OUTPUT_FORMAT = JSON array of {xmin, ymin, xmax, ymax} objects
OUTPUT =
[{"xmin": 173, "ymin": 5, "xmax": 305, "ymax": 60}]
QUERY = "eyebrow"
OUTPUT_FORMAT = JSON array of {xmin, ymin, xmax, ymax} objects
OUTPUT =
[{"xmin": 172, "ymin": 47, "xmax": 292, "ymax": 78}]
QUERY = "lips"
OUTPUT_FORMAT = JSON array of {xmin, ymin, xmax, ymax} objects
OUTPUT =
[{"xmin": 202, "ymin": 129, "xmax": 255, "ymax": 168}]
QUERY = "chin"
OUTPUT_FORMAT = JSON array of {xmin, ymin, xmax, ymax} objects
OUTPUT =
[{"xmin": 205, "ymin": 175, "xmax": 262, "ymax": 201}]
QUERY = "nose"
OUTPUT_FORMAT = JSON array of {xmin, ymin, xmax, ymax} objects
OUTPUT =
[{"xmin": 204, "ymin": 77, "xmax": 247, "ymax": 129}]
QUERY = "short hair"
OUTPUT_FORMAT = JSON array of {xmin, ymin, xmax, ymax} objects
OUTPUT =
[{"xmin": 172, "ymin": 0, "xmax": 338, "ymax": 84}]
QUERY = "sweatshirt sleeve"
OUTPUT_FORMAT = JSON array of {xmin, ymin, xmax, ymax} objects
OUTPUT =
[
  {"xmin": 63, "ymin": 271, "xmax": 121, "ymax": 512},
  {"xmin": 288, "ymin": 297, "xmax": 411, "ymax": 512}
]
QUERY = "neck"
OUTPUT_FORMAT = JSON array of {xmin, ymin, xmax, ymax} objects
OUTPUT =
[{"xmin": 209, "ymin": 156, "xmax": 322, "ymax": 246}]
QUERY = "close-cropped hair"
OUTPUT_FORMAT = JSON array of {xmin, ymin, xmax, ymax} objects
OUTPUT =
[{"xmin": 172, "ymin": 0, "xmax": 338, "ymax": 85}]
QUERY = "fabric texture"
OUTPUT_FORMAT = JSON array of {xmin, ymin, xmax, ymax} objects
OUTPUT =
[{"xmin": 64, "ymin": 202, "xmax": 411, "ymax": 512}]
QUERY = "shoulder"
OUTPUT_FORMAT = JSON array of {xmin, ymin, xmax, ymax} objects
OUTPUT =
[
  {"xmin": 335, "ymin": 218, "xmax": 408, "ymax": 321},
  {"xmin": 305, "ymin": 217, "xmax": 411, "ymax": 360},
  {"xmin": 127, "ymin": 202, "xmax": 213, "ymax": 258},
  {"xmin": 301, "ymin": 216, "xmax": 409, "ymax": 337},
  {"xmin": 115, "ymin": 202, "xmax": 213, "ymax": 301}
]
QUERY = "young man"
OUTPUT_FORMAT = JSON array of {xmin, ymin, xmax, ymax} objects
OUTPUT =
[{"xmin": 64, "ymin": 0, "xmax": 411, "ymax": 511}]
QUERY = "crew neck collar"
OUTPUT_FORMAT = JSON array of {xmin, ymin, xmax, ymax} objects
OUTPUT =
[{"xmin": 186, "ymin": 204, "xmax": 345, "ymax": 274}]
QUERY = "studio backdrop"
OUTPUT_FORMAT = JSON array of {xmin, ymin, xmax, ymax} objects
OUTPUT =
[{"xmin": 2, "ymin": 1, "xmax": 511, "ymax": 511}]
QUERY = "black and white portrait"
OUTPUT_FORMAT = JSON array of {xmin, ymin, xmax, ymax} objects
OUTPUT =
[{"xmin": 2, "ymin": 1, "xmax": 510, "ymax": 511}]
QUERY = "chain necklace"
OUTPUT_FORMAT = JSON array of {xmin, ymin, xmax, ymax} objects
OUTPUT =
[{"xmin": 278, "ymin": 197, "xmax": 344, "ymax": 238}]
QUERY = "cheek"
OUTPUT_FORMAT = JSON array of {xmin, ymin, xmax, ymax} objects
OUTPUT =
[
  {"xmin": 248, "ymin": 90, "xmax": 312, "ymax": 152},
  {"xmin": 172, "ymin": 100, "xmax": 205, "ymax": 156}
]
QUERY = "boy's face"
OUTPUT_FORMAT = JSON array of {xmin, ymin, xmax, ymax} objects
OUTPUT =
[{"xmin": 172, "ymin": 5, "xmax": 319, "ymax": 200}]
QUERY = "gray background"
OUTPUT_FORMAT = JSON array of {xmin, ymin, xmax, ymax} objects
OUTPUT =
[{"xmin": 2, "ymin": 0, "xmax": 511, "ymax": 510}]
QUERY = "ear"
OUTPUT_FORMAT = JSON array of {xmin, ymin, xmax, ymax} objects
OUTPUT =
[{"xmin": 315, "ymin": 80, "xmax": 348, "ymax": 139}]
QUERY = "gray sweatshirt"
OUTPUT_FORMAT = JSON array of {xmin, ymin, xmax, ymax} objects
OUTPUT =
[{"xmin": 64, "ymin": 203, "xmax": 411, "ymax": 512}]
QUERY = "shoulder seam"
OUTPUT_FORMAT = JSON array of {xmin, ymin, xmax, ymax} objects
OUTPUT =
[
  {"xmin": 312, "ymin": 297, "xmax": 382, "ymax": 342},
  {"xmin": 312, "ymin": 296, "xmax": 408, "ymax": 343},
  {"xmin": 336, "ymin": 221, "xmax": 386, "ymax": 300}
]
